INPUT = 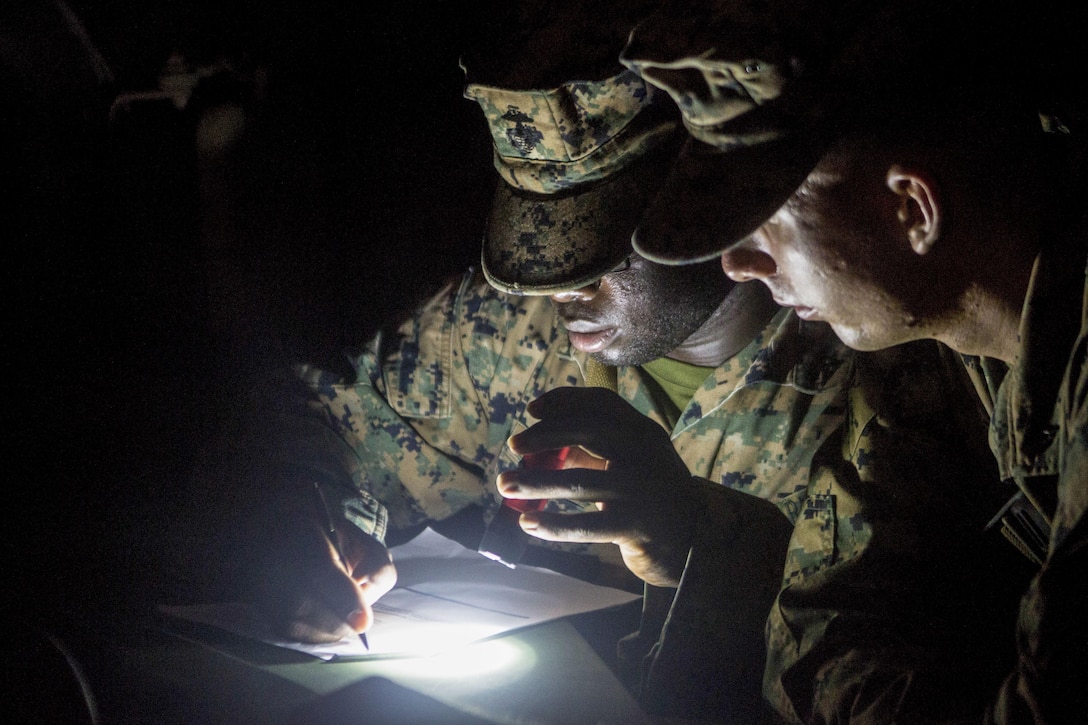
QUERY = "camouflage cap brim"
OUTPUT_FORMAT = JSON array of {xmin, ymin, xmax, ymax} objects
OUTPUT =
[
  {"xmin": 468, "ymin": 69, "xmax": 683, "ymax": 294},
  {"xmin": 483, "ymin": 131, "xmax": 682, "ymax": 294},
  {"xmin": 634, "ymin": 125, "xmax": 819, "ymax": 265},
  {"xmin": 621, "ymin": 0, "xmax": 887, "ymax": 264}
]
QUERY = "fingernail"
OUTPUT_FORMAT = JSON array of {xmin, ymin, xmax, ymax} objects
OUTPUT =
[
  {"xmin": 497, "ymin": 473, "xmax": 518, "ymax": 493},
  {"xmin": 346, "ymin": 608, "xmax": 367, "ymax": 630},
  {"xmin": 519, "ymin": 515, "xmax": 539, "ymax": 531}
]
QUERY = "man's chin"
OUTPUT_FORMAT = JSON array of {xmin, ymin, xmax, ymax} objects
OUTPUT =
[
  {"xmin": 588, "ymin": 351, "xmax": 618, "ymax": 367},
  {"xmin": 590, "ymin": 348, "xmax": 663, "ymax": 369},
  {"xmin": 829, "ymin": 322, "xmax": 893, "ymax": 352}
]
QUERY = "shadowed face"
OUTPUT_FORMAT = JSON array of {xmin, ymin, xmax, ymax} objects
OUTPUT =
[
  {"xmin": 719, "ymin": 159, "xmax": 932, "ymax": 351},
  {"xmin": 549, "ymin": 252, "xmax": 733, "ymax": 366}
]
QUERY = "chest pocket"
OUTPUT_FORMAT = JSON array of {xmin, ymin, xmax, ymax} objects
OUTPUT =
[{"xmin": 782, "ymin": 493, "xmax": 837, "ymax": 586}]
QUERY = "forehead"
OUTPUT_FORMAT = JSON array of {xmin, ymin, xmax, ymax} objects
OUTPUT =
[
  {"xmin": 763, "ymin": 161, "xmax": 890, "ymax": 274},
  {"xmin": 775, "ymin": 164, "xmax": 841, "ymax": 224}
]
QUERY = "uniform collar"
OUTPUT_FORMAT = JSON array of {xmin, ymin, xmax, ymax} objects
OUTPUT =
[{"xmin": 994, "ymin": 238, "xmax": 1088, "ymax": 477}]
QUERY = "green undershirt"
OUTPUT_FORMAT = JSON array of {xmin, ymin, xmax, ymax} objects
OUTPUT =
[{"xmin": 640, "ymin": 356, "xmax": 716, "ymax": 429}]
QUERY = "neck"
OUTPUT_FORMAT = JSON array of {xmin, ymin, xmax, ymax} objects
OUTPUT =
[
  {"xmin": 939, "ymin": 256, "xmax": 1035, "ymax": 364},
  {"xmin": 667, "ymin": 281, "xmax": 780, "ymax": 367}
]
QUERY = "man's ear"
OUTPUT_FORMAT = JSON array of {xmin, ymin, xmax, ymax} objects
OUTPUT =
[{"xmin": 886, "ymin": 165, "xmax": 941, "ymax": 255}]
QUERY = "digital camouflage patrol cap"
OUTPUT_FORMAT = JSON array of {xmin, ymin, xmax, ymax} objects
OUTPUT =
[
  {"xmin": 465, "ymin": 70, "xmax": 681, "ymax": 294},
  {"xmin": 619, "ymin": 0, "xmax": 930, "ymax": 264}
]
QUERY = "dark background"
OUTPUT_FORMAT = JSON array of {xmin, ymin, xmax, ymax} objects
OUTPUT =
[
  {"xmin": 5, "ymin": 2, "xmax": 1087, "ymax": 722},
  {"xmin": 5, "ymin": 0, "xmax": 495, "ymax": 621}
]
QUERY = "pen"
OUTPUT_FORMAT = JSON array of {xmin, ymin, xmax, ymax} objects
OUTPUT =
[{"xmin": 313, "ymin": 482, "xmax": 370, "ymax": 651}]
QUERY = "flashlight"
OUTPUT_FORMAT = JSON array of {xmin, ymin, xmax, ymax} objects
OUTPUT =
[{"xmin": 478, "ymin": 447, "xmax": 571, "ymax": 567}]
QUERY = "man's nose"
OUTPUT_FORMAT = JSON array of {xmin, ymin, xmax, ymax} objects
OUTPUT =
[
  {"xmin": 720, "ymin": 244, "xmax": 777, "ymax": 282},
  {"xmin": 549, "ymin": 283, "xmax": 599, "ymax": 303}
]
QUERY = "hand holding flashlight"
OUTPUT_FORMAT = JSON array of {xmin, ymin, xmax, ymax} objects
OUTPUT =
[
  {"xmin": 478, "ymin": 446, "xmax": 578, "ymax": 567},
  {"xmin": 497, "ymin": 387, "xmax": 700, "ymax": 587}
]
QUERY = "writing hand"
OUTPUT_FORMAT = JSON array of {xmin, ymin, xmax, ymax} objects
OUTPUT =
[
  {"xmin": 253, "ymin": 508, "xmax": 397, "ymax": 644},
  {"xmin": 498, "ymin": 387, "xmax": 700, "ymax": 587}
]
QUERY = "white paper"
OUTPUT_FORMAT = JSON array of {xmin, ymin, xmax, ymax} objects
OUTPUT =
[{"xmin": 161, "ymin": 528, "xmax": 639, "ymax": 660}]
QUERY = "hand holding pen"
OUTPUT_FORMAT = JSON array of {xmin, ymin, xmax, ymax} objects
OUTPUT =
[
  {"xmin": 314, "ymin": 482, "xmax": 372, "ymax": 650},
  {"xmin": 250, "ymin": 482, "xmax": 397, "ymax": 645}
]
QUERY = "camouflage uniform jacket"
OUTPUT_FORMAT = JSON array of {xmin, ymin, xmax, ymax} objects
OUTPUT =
[
  {"xmin": 653, "ymin": 337, "xmax": 1026, "ymax": 723},
  {"xmin": 278, "ymin": 270, "xmax": 1022, "ymax": 721},
  {"xmin": 964, "ymin": 236, "xmax": 1088, "ymax": 724},
  {"xmin": 280, "ymin": 269, "xmax": 849, "ymax": 584},
  {"xmin": 759, "ymin": 225, "xmax": 1088, "ymax": 725}
]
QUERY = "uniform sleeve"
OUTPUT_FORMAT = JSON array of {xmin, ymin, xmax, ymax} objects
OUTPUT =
[
  {"xmin": 764, "ymin": 342, "xmax": 1031, "ymax": 724},
  {"xmin": 273, "ymin": 270, "xmax": 569, "ymax": 544}
]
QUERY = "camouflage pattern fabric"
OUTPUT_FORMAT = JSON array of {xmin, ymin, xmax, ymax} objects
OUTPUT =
[
  {"xmin": 759, "ymin": 341, "xmax": 1028, "ymax": 724},
  {"xmin": 465, "ymin": 69, "xmax": 673, "ymax": 194},
  {"xmin": 280, "ymin": 269, "xmax": 852, "ymax": 585},
  {"xmin": 619, "ymin": 9, "xmax": 792, "ymax": 151},
  {"xmin": 967, "ymin": 240, "xmax": 1088, "ymax": 723},
  {"xmin": 617, "ymin": 0, "xmax": 941, "ymax": 268},
  {"xmin": 277, "ymin": 268, "xmax": 1029, "ymax": 721},
  {"xmin": 466, "ymin": 68, "xmax": 683, "ymax": 295},
  {"xmin": 756, "ymin": 239, "xmax": 1088, "ymax": 724}
]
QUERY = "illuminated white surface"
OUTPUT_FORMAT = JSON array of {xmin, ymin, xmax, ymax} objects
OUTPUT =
[
  {"xmin": 266, "ymin": 621, "xmax": 649, "ymax": 724},
  {"xmin": 160, "ymin": 528, "xmax": 638, "ymax": 660},
  {"xmin": 358, "ymin": 637, "xmax": 538, "ymax": 685}
]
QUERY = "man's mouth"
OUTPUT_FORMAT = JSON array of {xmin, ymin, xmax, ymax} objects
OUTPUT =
[
  {"xmin": 793, "ymin": 306, "xmax": 821, "ymax": 321},
  {"xmin": 772, "ymin": 294, "xmax": 821, "ymax": 322},
  {"xmin": 563, "ymin": 321, "xmax": 618, "ymax": 353}
]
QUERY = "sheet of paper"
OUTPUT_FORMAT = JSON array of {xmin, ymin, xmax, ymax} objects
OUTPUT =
[{"xmin": 161, "ymin": 528, "xmax": 639, "ymax": 660}]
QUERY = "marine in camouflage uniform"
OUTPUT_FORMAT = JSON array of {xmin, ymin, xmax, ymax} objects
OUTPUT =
[
  {"xmin": 618, "ymin": 3, "xmax": 1033, "ymax": 721},
  {"xmin": 290, "ymin": 61, "xmax": 845, "ymax": 545},
  {"xmin": 274, "ymin": 56, "xmax": 849, "ymax": 719}
]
